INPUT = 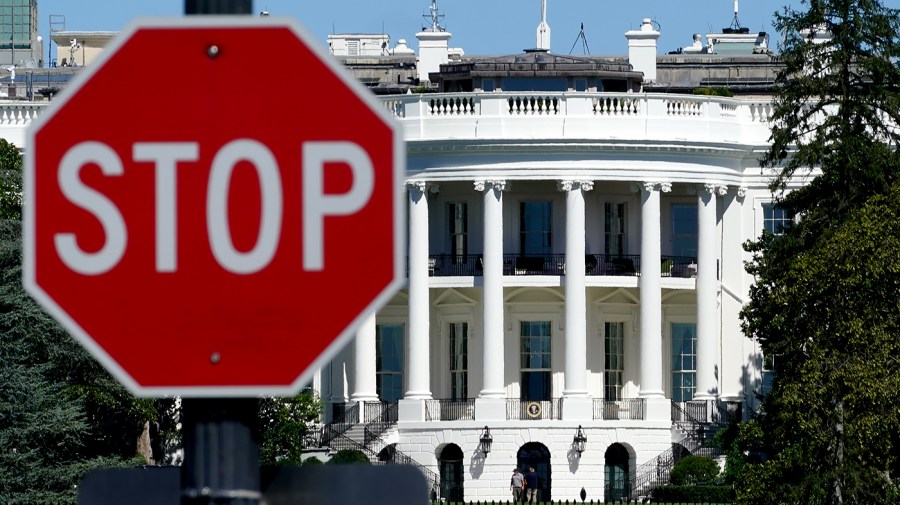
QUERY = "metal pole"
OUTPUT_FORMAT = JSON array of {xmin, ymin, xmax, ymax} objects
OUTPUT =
[
  {"xmin": 185, "ymin": 0, "xmax": 253, "ymax": 15},
  {"xmin": 181, "ymin": 399, "xmax": 260, "ymax": 505}
]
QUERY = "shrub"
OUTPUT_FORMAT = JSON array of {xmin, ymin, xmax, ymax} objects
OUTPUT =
[
  {"xmin": 326, "ymin": 449, "xmax": 370, "ymax": 465},
  {"xmin": 692, "ymin": 87, "xmax": 734, "ymax": 97},
  {"xmin": 654, "ymin": 484, "xmax": 734, "ymax": 503},
  {"xmin": 301, "ymin": 456, "xmax": 323, "ymax": 465},
  {"xmin": 670, "ymin": 455, "xmax": 720, "ymax": 485}
]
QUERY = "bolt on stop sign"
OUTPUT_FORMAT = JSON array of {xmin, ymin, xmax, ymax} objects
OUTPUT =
[{"xmin": 23, "ymin": 17, "xmax": 405, "ymax": 397}]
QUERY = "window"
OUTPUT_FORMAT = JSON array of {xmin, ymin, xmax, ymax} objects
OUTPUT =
[
  {"xmin": 520, "ymin": 202, "xmax": 552, "ymax": 256},
  {"xmin": 347, "ymin": 40, "xmax": 359, "ymax": 56},
  {"xmin": 604, "ymin": 322, "xmax": 625, "ymax": 400},
  {"xmin": 671, "ymin": 323, "xmax": 696, "ymax": 402},
  {"xmin": 762, "ymin": 203, "xmax": 792, "ymax": 236},
  {"xmin": 482, "ymin": 79, "xmax": 495, "ymax": 92},
  {"xmin": 604, "ymin": 203, "xmax": 626, "ymax": 256},
  {"xmin": 448, "ymin": 202, "xmax": 468, "ymax": 264},
  {"xmin": 449, "ymin": 322, "xmax": 468, "ymax": 400},
  {"xmin": 761, "ymin": 352, "xmax": 776, "ymax": 395},
  {"xmin": 376, "ymin": 323, "xmax": 404, "ymax": 403},
  {"xmin": 574, "ymin": 79, "xmax": 587, "ymax": 92},
  {"xmin": 671, "ymin": 204, "xmax": 698, "ymax": 257},
  {"xmin": 520, "ymin": 321, "xmax": 552, "ymax": 401}
]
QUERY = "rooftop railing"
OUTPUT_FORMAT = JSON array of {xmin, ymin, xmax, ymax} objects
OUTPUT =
[{"xmin": 381, "ymin": 91, "xmax": 775, "ymax": 145}]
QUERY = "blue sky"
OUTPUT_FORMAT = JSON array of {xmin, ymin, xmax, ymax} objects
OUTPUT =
[{"xmin": 37, "ymin": 0, "xmax": 897, "ymax": 57}]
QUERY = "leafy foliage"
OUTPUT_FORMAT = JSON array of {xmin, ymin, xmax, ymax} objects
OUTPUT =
[
  {"xmin": 0, "ymin": 139, "xmax": 22, "ymax": 221},
  {"xmin": 258, "ymin": 392, "xmax": 322, "ymax": 466},
  {"xmin": 327, "ymin": 449, "xmax": 370, "ymax": 465},
  {"xmin": 670, "ymin": 455, "xmax": 720, "ymax": 486},
  {"xmin": 740, "ymin": 1, "xmax": 900, "ymax": 503}
]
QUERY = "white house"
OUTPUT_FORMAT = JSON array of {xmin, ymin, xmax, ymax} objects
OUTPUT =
[{"xmin": 308, "ymin": 2, "xmax": 794, "ymax": 503}]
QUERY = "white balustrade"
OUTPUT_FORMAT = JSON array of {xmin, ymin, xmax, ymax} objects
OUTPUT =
[
  {"xmin": 381, "ymin": 91, "xmax": 774, "ymax": 145},
  {"xmin": 665, "ymin": 98, "xmax": 704, "ymax": 117},
  {"xmin": 593, "ymin": 95, "xmax": 641, "ymax": 116},
  {"xmin": 507, "ymin": 94, "xmax": 559, "ymax": 115}
]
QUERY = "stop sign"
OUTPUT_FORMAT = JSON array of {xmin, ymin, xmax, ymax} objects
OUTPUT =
[{"xmin": 24, "ymin": 17, "xmax": 405, "ymax": 397}]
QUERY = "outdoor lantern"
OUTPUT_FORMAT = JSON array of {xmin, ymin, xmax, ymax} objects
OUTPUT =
[
  {"xmin": 573, "ymin": 425, "xmax": 587, "ymax": 455},
  {"xmin": 478, "ymin": 426, "xmax": 493, "ymax": 455}
]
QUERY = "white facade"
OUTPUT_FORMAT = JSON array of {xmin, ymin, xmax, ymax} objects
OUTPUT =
[{"xmin": 318, "ymin": 90, "xmax": 783, "ymax": 501}]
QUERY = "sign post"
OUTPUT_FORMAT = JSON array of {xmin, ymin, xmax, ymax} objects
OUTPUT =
[{"xmin": 24, "ymin": 5, "xmax": 405, "ymax": 504}]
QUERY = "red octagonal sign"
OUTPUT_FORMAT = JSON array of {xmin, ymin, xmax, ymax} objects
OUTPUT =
[{"xmin": 24, "ymin": 17, "xmax": 405, "ymax": 397}]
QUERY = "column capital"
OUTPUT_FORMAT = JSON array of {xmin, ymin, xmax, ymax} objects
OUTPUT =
[
  {"xmin": 736, "ymin": 186, "xmax": 748, "ymax": 198},
  {"xmin": 474, "ymin": 179, "xmax": 508, "ymax": 192},
  {"xmin": 558, "ymin": 180, "xmax": 594, "ymax": 192},
  {"xmin": 639, "ymin": 181, "xmax": 672, "ymax": 193},
  {"xmin": 702, "ymin": 183, "xmax": 728, "ymax": 197},
  {"xmin": 406, "ymin": 180, "xmax": 428, "ymax": 194}
]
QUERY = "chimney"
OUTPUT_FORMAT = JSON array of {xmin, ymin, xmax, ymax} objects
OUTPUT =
[
  {"xmin": 416, "ymin": 30, "xmax": 452, "ymax": 83},
  {"xmin": 416, "ymin": 0, "xmax": 453, "ymax": 84},
  {"xmin": 625, "ymin": 18, "xmax": 660, "ymax": 83}
]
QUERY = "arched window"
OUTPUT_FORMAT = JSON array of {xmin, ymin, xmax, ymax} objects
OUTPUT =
[
  {"xmin": 517, "ymin": 442, "xmax": 551, "ymax": 502},
  {"xmin": 604, "ymin": 443, "xmax": 630, "ymax": 502},
  {"xmin": 438, "ymin": 444, "xmax": 464, "ymax": 502}
]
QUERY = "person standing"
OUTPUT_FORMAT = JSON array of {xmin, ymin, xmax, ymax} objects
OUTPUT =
[
  {"xmin": 524, "ymin": 466, "xmax": 539, "ymax": 503},
  {"xmin": 510, "ymin": 468, "xmax": 524, "ymax": 502}
]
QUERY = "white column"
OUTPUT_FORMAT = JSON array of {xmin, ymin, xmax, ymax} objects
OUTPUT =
[
  {"xmin": 695, "ymin": 184, "xmax": 725, "ymax": 401},
  {"xmin": 562, "ymin": 180, "xmax": 593, "ymax": 420},
  {"xmin": 405, "ymin": 181, "xmax": 432, "ymax": 400},
  {"xmin": 329, "ymin": 345, "xmax": 350, "ymax": 409},
  {"xmin": 351, "ymin": 313, "xmax": 378, "ymax": 404},
  {"xmin": 562, "ymin": 180, "xmax": 589, "ymax": 396},
  {"xmin": 399, "ymin": 182, "xmax": 432, "ymax": 423},
  {"xmin": 476, "ymin": 179, "xmax": 507, "ymax": 421},
  {"xmin": 638, "ymin": 182, "xmax": 669, "ymax": 399}
]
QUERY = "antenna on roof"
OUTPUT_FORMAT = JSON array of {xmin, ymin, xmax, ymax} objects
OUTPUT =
[
  {"xmin": 568, "ymin": 23, "xmax": 590, "ymax": 55},
  {"xmin": 423, "ymin": 0, "xmax": 446, "ymax": 32},
  {"xmin": 729, "ymin": 0, "xmax": 743, "ymax": 30}
]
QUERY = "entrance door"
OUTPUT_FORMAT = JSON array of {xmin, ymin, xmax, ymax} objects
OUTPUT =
[
  {"xmin": 604, "ymin": 443, "xmax": 629, "ymax": 502},
  {"xmin": 517, "ymin": 442, "xmax": 551, "ymax": 502},
  {"xmin": 439, "ymin": 444, "xmax": 464, "ymax": 502}
]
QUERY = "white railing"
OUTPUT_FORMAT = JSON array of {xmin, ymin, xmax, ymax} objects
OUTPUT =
[
  {"xmin": 381, "ymin": 91, "xmax": 776, "ymax": 145},
  {"xmin": 0, "ymin": 103, "xmax": 45, "ymax": 126}
]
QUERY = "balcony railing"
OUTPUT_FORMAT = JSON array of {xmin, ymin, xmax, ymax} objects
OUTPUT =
[
  {"xmin": 423, "ymin": 253, "xmax": 698, "ymax": 278},
  {"xmin": 425, "ymin": 399, "xmax": 476, "ymax": 421},
  {"xmin": 380, "ymin": 91, "xmax": 776, "ymax": 146},
  {"xmin": 592, "ymin": 398, "xmax": 646, "ymax": 420},
  {"xmin": 506, "ymin": 398, "xmax": 562, "ymax": 420}
]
